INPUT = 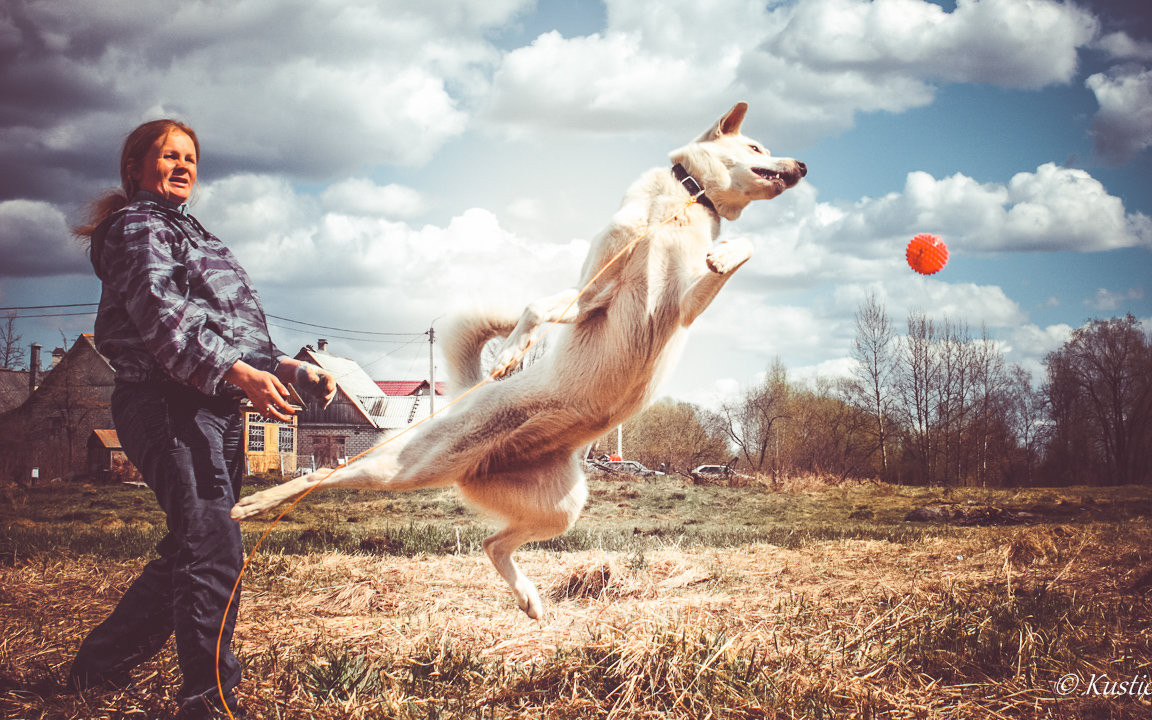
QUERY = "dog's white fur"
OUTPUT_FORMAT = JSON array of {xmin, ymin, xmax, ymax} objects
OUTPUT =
[{"xmin": 231, "ymin": 102, "xmax": 806, "ymax": 619}]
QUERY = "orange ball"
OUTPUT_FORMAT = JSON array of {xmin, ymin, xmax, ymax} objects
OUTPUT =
[{"xmin": 906, "ymin": 233, "xmax": 948, "ymax": 275}]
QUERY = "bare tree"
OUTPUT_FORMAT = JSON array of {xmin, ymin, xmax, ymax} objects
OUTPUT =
[
  {"xmin": 849, "ymin": 292, "xmax": 896, "ymax": 478},
  {"xmin": 1004, "ymin": 365, "xmax": 1047, "ymax": 486},
  {"xmin": 933, "ymin": 319, "xmax": 968, "ymax": 485},
  {"xmin": 716, "ymin": 358, "xmax": 790, "ymax": 475},
  {"xmin": 0, "ymin": 311, "xmax": 24, "ymax": 369},
  {"xmin": 894, "ymin": 312, "xmax": 939, "ymax": 484}
]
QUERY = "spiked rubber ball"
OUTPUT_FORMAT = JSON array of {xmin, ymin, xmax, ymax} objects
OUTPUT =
[{"xmin": 906, "ymin": 233, "xmax": 948, "ymax": 275}]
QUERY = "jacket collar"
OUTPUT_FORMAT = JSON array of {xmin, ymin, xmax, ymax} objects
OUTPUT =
[{"xmin": 133, "ymin": 190, "xmax": 189, "ymax": 215}]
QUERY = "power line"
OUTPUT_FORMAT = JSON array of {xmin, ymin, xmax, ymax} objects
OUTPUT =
[
  {"xmin": 7, "ymin": 311, "xmax": 97, "ymax": 319},
  {"xmin": 265, "ymin": 322, "xmax": 418, "ymax": 344},
  {"xmin": 263, "ymin": 311, "xmax": 426, "ymax": 336},
  {"xmin": 2, "ymin": 303, "xmax": 425, "ymax": 338},
  {"xmin": 0, "ymin": 303, "xmax": 99, "ymax": 311}
]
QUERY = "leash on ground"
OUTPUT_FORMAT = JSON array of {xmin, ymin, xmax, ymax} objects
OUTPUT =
[{"xmin": 215, "ymin": 195, "xmax": 699, "ymax": 719}]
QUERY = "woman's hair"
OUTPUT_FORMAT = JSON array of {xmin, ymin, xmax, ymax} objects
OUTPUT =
[{"xmin": 74, "ymin": 119, "xmax": 200, "ymax": 240}]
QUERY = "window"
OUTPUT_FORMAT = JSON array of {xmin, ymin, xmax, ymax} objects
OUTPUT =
[
  {"xmin": 278, "ymin": 426, "xmax": 295, "ymax": 453},
  {"xmin": 248, "ymin": 424, "xmax": 265, "ymax": 452}
]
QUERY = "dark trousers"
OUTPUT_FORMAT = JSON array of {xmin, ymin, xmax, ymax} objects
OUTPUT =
[{"xmin": 71, "ymin": 380, "xmax": 245, "ymax": 714}]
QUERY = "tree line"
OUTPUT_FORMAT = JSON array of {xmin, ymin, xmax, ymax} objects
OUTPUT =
[{"xmin": 603, "ymin": 294, "xmax": 1151, "ymax": 487}]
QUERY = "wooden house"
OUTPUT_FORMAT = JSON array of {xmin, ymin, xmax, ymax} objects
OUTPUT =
[
  {"xmin": 241, "ymin": 401, "xmax": 299, "ymax": 476},
  {"xmin": 290, "ymin": 344, "xmax": 439, "ymax": 472}
]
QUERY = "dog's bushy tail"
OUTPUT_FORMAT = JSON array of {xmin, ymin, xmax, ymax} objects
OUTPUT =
[{"xmin": 439, "ymin": 307, "xmax": 520, "ymax": 395}]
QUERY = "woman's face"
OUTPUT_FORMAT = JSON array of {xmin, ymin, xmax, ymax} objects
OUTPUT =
[{"xmin": 133, "ymin": 129, "xmax": 198, "ymax": 203}]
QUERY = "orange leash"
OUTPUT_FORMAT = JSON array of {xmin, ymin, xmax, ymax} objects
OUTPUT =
[{"xmin": 216, "ymin": 196, "xmax": 698, "ymax": 718}]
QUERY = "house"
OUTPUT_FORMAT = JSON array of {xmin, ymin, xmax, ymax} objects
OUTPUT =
[
  {"xmin": 87, "ymin": 428, "xmax": 141, "ymax": 484},
  {"xmin": 0, "ymin": 336, "xmax": 114, "ymax": 484},
  {"xmin": 290, "ymin": 342, "xmax": 437, "ymax": 471},
  {"xmin": 376, "ymin": 380, "xmax": 447, "ymax": 398},
  {"xmin": 241, "ymin": 401, "xmax": 299, "ymax": 477},
  {"xmin": 0, "ymin": 343, "xmax": 46, "ymax": 414},
  {"xmin": 376, "ymin": 379, "xmax": 446, "ymax": 423}
]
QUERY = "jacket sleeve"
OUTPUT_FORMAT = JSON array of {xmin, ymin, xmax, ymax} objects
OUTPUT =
[{"xmin": 101, "ymin": 214, "xmax": 242, "ymax": 395}]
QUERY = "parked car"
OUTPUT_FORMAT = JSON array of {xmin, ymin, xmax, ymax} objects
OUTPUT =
[
  {"xmin": 690, "ymin": 464, "xmax": 734, "ymax": 483},
  {"xmin": 589, "ymin": 459, "xmax": 662, "ymax": 477}
]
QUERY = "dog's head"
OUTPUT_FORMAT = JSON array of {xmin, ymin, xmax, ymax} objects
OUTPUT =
[{"xmin": 669, "ymin": 102, "xmax": 806, "ymax": 220}]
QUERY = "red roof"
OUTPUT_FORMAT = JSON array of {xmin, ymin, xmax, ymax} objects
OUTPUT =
[
  {"xmin": 91, "ymin": 429, "xmax": 121, "ymax": 449},
  {"xmin": 376, "ymin": 380, "xmax": 446, "ymax": 396}
]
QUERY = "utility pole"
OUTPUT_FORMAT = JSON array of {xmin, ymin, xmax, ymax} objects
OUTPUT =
[{"xmin": 428, "ymin": 326, "xmax": 435, "ymax": 415}]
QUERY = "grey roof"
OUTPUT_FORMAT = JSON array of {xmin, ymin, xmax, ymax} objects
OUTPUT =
[
  {"xmin": 0, "ymin": 369, "xmax": 30, "ymax": 414},
  {"xmin": 299, "ymin": 348, "xmax": 429, "ymax": 431}
]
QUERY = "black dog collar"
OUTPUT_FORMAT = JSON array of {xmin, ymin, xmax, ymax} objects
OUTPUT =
[{"xmin": 671, "ymin": 164, "xmax": 718, "ymax": 215}]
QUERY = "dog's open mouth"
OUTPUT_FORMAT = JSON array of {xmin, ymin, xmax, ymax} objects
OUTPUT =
[{"xmin": 753, "ymin": 166, "xmax": 805, "ymax": 188}]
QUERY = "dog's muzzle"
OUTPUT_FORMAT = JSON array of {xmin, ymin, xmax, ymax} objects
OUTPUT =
[{"xmin": 754, "ymin": 161, "xmax": 807, "ymax": 188}]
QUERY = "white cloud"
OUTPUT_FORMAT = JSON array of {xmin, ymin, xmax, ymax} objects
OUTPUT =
[
  {"xmin": 1086, "ymin": 64, "xmax": 1152, "ymax": 164},
  {"xmin": 1095, "ymin": 32, "xmax": 1152, "ymax": 62},
  {"xmin": 1086, "ymin": 287, "xmax": 1145, "ymax": 312},
  {"xmin": 777, "ymin": 163, "xmax": 1152, "ymax": 263},
  {"xmin": 484, "ymin": 0, "xmax": 1100, "ymax": 146},
  {"xmin": 999, "ymin": 322, "xmax": 1075, "ymax": 378},
  {"xmin": 321, "ymin": 180, "xmax": 429, "ymax": 219},
  {"xmin": 770, "ymin": 0, "xmax": 1097, "ymax": 88},
  {"xmin": 195, "ymin": 173, "xmax": 587, "ymax": 317}
]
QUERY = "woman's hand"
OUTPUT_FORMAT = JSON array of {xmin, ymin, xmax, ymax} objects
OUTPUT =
[
  {"xmin": 224, "ymin": 360, "xmax": 297, "ymax": 421},
  {"xmin": 275, "ymin": 358, "xmax": 337, "ymax": 408}
]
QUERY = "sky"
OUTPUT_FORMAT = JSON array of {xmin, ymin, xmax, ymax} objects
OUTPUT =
[{"xmin": 1, "ymin": 0, "xmax": 1150, "ymax": 409}]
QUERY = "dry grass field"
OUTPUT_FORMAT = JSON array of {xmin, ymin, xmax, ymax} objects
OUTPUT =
[{"xmin": 1, "ymin": 472, "xmax": 1150, "ymax": 719}]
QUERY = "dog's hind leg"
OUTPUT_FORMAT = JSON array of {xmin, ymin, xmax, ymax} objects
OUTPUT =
[
  {"xmin": 462, "ymin": 453, "xmax": 588, "ymax": 619},
  {"xmin": 483, "ymin": 525, "xmax": 552, "ymax": 620}
]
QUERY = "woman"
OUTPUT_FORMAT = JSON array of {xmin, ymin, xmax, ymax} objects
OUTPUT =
[{"xmin": 70, "ymin": 119, "xmax": 335, "ymax": 719}]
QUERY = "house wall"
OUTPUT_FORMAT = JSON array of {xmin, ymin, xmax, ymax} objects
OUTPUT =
[
  {"xmin": 242, "ymin": 410, "xmax": 298, "ymax": 476},
  {"xmin": 297, "ymin": 425, "xmax": 390, "ymax": 470}
]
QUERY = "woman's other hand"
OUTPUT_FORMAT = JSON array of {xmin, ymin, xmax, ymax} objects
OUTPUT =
[
  {"xmin": 224, "ymin": 361, "xmax": 296, "ymax": 421},
  {"xmin": 275, "ymin": 358, "xmax": 337, "ymax": 408}
]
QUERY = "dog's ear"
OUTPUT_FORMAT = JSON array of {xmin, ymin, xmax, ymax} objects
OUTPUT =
[{"xmin": 700, "ymin": 102, "xmax": 749, "ymax": 141}]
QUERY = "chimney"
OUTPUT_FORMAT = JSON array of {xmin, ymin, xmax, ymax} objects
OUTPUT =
[
  {"xmin": 317, "ymin": 338, "xmax": 328, "ymax": 352},
  {"xmin": 29, "ymin": 343, "xmax": 41, "ymax": 393}
]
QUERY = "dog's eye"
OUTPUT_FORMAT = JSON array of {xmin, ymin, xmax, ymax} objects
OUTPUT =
[{"xmin": 748, "ymin": 144, "xmax": 764, "ymax": 154}]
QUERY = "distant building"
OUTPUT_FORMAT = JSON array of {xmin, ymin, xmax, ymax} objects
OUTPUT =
[
  {"xmin": 290, "ymin": 342, "xmax": 439, "ymax": 471},
  {"xmin": 87, "ymin": 428, "xmax": 141, "ymax": 484},
  {"xmin": 241, "ymin": 402, "xmax": 299, "ymax": 477},
  {"xmin": 376, "ymin": 380, "xmax": 447, "ymax": 398},
  {"xmin": 0, "ymin": 336, "xmax": 114, "ymax": 484}
]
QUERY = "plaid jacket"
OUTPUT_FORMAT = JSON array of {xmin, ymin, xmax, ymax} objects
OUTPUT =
[{"xmin": 92, "ymin": 192, "xmax": 285, "ymax": 397}]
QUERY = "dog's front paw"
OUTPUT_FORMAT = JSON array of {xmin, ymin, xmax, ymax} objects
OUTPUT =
[
  {"xmin": 231, "ymin": 491, "xmax": 276, "ymax": 520},
  {"xmin": 706, "ymin": 238, "xmax": 753, "ymax": 274},
  {"xmin": 488, "ymin": 337, "xmax": 531, "ymax": 379}
]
